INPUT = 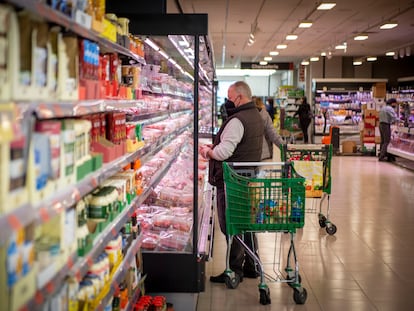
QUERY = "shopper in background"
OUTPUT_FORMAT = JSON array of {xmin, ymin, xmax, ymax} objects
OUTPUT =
[
  {"xmin": 379, "ymin": 98, "xmax": 398, "ymax": 161},
  {"xmin": 294, "ymin": 96, "xmax": 312, "ymax": 143},
  {"xmin": 255, "ymin": 96, "xmax": 284, "ymax": 160},
  {"xmin": 199, "ymin": 81, "xmax": 264, "ymax": 283},
  {"xmin": 265, "ymin": 97, "xmax": 275, "ymax": 121}
]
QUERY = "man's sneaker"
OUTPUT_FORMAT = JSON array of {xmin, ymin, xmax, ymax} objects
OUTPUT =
[
  {"xmin": 243, "ymin": 269, "xmax": 260, "ymax": 278},
  {"xmin": 210, "ymin": 272, "xmax": 243, "ymax": 283}
]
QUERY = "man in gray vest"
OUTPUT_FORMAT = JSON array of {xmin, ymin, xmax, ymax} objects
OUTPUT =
[
  {"xmin": 379, "ymin": 98, "xmax": 398, "ymax": 161},
  {"xmin": 200, "ymin": 81, "xmax": 264, "ymax": 283}
]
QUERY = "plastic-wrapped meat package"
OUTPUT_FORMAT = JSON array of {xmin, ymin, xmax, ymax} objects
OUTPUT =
[
  {"xmin": 158, "ymin": 230, "xmax": 191, "ymax": 251},
  {"xmin": 171, "ymin": 215, "xmax": 193, "ymax": 232},
  {"xmin": 170, "ymin": 206, "xmax": 191, "ymax": 216},
  {"xmin": 152, "ymin": 214, "xmax": 175, "ymax": 231},
  {"xmin": 141, "ymin": 231, "xmax": 160, "ymax": 250},
  {"xmin": 142, "ymin": 127, "xmax": 163, "ymax": 143}
]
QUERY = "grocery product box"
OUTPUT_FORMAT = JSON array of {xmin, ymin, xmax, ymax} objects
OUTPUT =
[
  {"xmin": 342, "ymin": 141, "xmax": 357, "ymax": 153},
  {"xmin": 372, "ymin": 82, "xmax": 386, "ymax": 98}
]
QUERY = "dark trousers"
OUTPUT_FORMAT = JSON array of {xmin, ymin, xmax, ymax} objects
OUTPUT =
[
  {"xmin": 300, "ymin": 120, "xmax": 311, "ymax": 143},
  {"xmin": 379, "ymin": 122, "xmax": 391, "ymax": 160},
  {"xmin": 216, "ymin": 185, "xmax": 258, "ymax": 275}
]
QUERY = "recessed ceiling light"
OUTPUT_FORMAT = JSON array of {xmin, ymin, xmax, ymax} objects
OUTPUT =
[
  {"xmin": 367, "ymin": 56, "xmax": 377, "ymax": 61},
  {"xmin": 380, "ymin": 21, "xmax": 398, "ymax": 29},
  {"xmin": 310, "ymin": 57, "xmax": 319, "ymax": 62},
  {"xmin": 286, "ymin": 34, "xmax": 298, "ymax": 40},
  {"xmin": 276, "ymin": 44, "xmax": 287, "ymax": 49},
  {"xmin": 335, "ymin": 44, "xmax": 347, "ymax": 50},
  {"xmin": 301, "ymin": 60, "xmax": 310, "ymax": 65},
  {"xmin": 269, "ymin": 51, "xmax": 279, "ymax": 56},
  {"xmin": 321, "ymin": 52, "xmax": 327, "ymax": 56},
  {"xmin": 385, "ymin": 51, "xmax": 395, "ymax": 56},
  {"xmin": 317, "ymin": 3, "xmax": 336, "ymax": 10},
  {"xmin": 264, "ymin": 56, "xmax": 272, "ymax": 61},
  {"xmin": 354, "ymin": 34, "xmax": 368, "ymax": 41},
  {"xmin": 259, "ymin": 61, "xmax": 268, "ymax": 65},
  {"xmin": 353, "ymin": 60, "xmax": 362, "ymax": 65},
  {"xmin": 299, "ymin": 20, "xmax": 313, "ymax": 28}
]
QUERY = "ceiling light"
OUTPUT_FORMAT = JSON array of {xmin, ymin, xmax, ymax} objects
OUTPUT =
[
  {"xmin": 354, "ymin": 34, "xmax": 368, "ymax": 41},
  {"xmin": 353, "ymin": 60, "xmax": 362, "ymax": 65},
  {"xmin": 249, "ymin": 33, "xmax": 255, "ymax": 40},
  {"xmin": 380, "ymin": 21, "xmax": 398, "ymax": 29},
  {"xmin": 335, "ymin": 44, "xmax": 347, "ymax": 50},
  {"xmin": 276, "ymin": 44, "xmax": 287, "ymax": 49},
  {"xmin": 269, "ymin": 51, "xmax": 279, "ymax": 56},
  {"xmin": 216, "ymin": 69, "xmax": 276, "ymax": 77},
  {"xmin": 301, "ymin": 60, "xmax": 310, "ymax": 65},
  {"xmin": 264, "ymin": 56, "xmax": 272, "ymax": 61},
  {"xmin": 286, "ymin": 34, "xmax": 298, "ymax": 40},
  {"xmin": 385, "ymin": 51, "xmax": 395, "ymax": 56},
  {"xmin": 145, "ymin": 38, "xmax": 160, "ymax": 51},
  {"xmin": 321, "ymin": 52, "xmax": 327, "ymax": 56},
  {"xmin": 299, "ymin": 20, "xmax": 313, "ymax": 28},
  {"xmin": 259, "ymin": 61, "xmax": 268, "ymax": 65},
  {"xmin": 310, "ymin": 57, "xmax": 319, "ymax": 61},
  {"xmin": 366, "ymin": 56, "xmax": 377, "ymax": 61},
  {"xmin": 317, "ymin": 3, "xmax": 336, "ymax": 10}
]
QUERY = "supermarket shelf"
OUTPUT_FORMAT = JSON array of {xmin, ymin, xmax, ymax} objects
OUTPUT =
[
  {"xmin": 0, "ymin": 204, "xmax": 35, "ymax": 245},
  {"xmin": 388, "ymin": 147, "xmax": 414, "ymax": 161},
  {"xmin": 4, "ymin": 0, "xmax": 145, "ymax": 65},
  {"xmin": 95, "ymin": 235, "xmax": 143, "ymax": 311},
  {"xmin": 127, "ymin": 108, "xmax": 192, "ymax": 124},
  {"xmin": 142, "ymin": 89, "xmax": 193, "ymax": 101},
  {"xmin": 198, "ymin": 184, "xmax": 213, "ymax": 257}
]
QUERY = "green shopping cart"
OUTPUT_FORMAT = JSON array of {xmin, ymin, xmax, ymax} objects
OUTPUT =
[
  {"xmin": 222, "ymin": 161, "xmax": 307, "ymax": 305},
  {"xmin": 280, "ymin": 143, "xmax": 336, "ymax": 235}
]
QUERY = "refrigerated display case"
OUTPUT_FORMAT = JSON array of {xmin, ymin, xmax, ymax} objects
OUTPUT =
[{"xmin": 388, "ymin": 77, "xmax": 414, "ymax": 164}]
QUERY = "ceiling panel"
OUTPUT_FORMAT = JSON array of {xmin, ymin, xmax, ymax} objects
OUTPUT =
[{"xmin": 167, "ymin": 0, "xmax": 414, "ymax": 68}]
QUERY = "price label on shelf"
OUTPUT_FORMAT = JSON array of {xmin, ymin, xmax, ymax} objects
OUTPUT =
[
  {"xmin": 35, "ymin": 291, "xmax": 44, "ymax": 305},
  {"xmin": 7, "ymin": 214, "xmax": 22, "ymax": 231},
  {"xmin": 39, "ymin": 207, "xmax": 50, "ymax": 223},
  {"xmin": 46, "ymin": 281, "xmax": 55, "ymax": 294}
]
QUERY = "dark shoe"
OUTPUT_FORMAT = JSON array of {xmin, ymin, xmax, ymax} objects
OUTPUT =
[
  {"xmin": 210, "ymin": 272, "xmax": 226, "ymax": 283},
  {"xmin": 243, "ymin": 269, "xmax": 260, "ymax": 278},
  {"xmin": 210, "ymin": 272, "xmax": 243, "ymax": 283}
]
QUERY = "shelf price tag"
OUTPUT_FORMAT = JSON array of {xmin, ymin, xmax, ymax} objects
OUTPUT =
[
  {"xmin": 75, "ymin": 10, "xmax": 92, "ymax": 29},
  {"xmin": 39, "ymin": 207, "xmax": 50, "ymax": 223},
  {"xmin": 35, "ymin": 291, "xmax": 44, "ymax": 305},
  {"xmin": 87, "ymin": 256, "xmax": 94, "ymax": 267},
  {"xmin": 46, "ymin": 281, "xmax": 55, "ymax": 294},
  {"xmin": 8, "ymin": 214, "xmax": 22, "ymax": 231}
]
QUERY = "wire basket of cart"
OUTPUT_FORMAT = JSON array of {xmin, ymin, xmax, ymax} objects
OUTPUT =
[
  {"xmin": 280, "ymin": 143, "xmax": 336, "ymax": 235},
  {"xmin": 222, "ymin": 161, "xmax": 307, "ymax": 305}
]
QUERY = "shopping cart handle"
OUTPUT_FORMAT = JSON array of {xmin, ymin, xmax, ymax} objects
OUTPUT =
[{"xmin": 228, "ymin": 162, "xmax": 287, "ymax": 167}]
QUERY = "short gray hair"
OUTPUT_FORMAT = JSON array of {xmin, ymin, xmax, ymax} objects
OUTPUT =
[{"xmin": 232, "ymin": 81, "xmax": 252, "ymax": 99}]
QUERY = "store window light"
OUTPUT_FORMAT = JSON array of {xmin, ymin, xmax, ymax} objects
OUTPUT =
[
  {"xmin": 380, "ymin": 21, "xmax": 398, "ymax": 29},
  {"xmin": 317, "ymin": 3, "xmax": 336, "ymax": 10}
]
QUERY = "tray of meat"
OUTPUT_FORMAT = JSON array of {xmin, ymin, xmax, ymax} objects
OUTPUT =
[{"xmin": 158, "ymin": 230, "xmax": 191, "ymax": 252}]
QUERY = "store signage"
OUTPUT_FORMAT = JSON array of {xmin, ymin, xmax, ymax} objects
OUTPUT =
[{"xmin": 241, "ymin": 62, "xmax": 294, "ymax": 70}]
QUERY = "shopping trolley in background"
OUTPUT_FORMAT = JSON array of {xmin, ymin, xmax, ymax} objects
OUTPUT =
[
  {"xmin": 280, "ymin": 144, "xmax": 337, "ymax": 235},
  {"xmin": 222, "ymin": 161, "xmax": 307, "ymax": 305}
]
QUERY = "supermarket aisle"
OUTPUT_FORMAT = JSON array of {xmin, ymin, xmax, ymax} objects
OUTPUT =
[{"xmin": 197, "ymin": 156, "xmax": 414, "ymax": 311}]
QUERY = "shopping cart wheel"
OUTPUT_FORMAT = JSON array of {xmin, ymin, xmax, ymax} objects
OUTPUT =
[
  {"xmin": 318, "ymin": 215, "xmax": 327, "ymax": 228},
  {"xmin": 326, "ymin": 223, "xmax": 337, "ymax": 235},
  {"xmin": 259, "ymin": 287, "xmax": 271, "ymax": 305},
  {"xmin": 286, "ymin": 274, "xmax": 302, "ymax": 287},
  {"xmin": 293, "ymin": 287, "xmax": 307, "ymax": 304},
  {"xmin": 224, "ymin": 273, "xmax": 240, "ymax": 289}
]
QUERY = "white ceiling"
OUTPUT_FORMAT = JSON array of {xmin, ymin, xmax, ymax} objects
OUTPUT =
[{"xmin": 167, "ymin": 0, "xmax": 414, "ymax": 68}]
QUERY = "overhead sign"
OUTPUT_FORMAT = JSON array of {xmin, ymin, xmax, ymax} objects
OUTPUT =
[{"xmin": 241, "ymin": 62, "xmax": 294, "ymax": 70}]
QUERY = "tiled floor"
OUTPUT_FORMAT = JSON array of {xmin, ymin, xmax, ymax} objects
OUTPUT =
[{"xmin": 197, "ymin": 154, "xmax": 414, "ymax": 311}]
